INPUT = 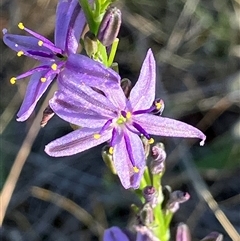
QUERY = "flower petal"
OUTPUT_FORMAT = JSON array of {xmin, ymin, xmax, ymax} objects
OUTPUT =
[
  {"xmin": 59, "ymin": 54, "xmax": 124, "ymax": 106},
  {"xmin": 49, "ymin": 90, "xmax": 111, "ymax": 127},
  {"xmin": 17, "ymin": 71, "xmax": 56, "ymax": 121},
  {"xmin": 3, "ymin": 33, "xmax": 54, "ymax": 61},
  {"xmin": 129, "ymin": 49, "xmax": 156, "ymax": 110},
  {"xmin": 55, "ymin": 0, "xmax": 85, "ymax": 54},
  {"xmin": 103, "ymin": 227, "xmax": 129, "ymax": 241},
  {"xmin": 45, "ymin": 127, "xmax": 111, "ymax": 157},
  {"xmin": 113, "ymin": 128, "xmax": 145, "ymax": 189},
  {"xmin": 133, "ymin": 114, "xmax": 206, "ymax": 145}
]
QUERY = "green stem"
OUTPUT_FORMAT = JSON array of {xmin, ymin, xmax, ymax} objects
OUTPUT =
[{"xmin": 108, "ymin": 38, "xmax": 119, "ymax": 67}]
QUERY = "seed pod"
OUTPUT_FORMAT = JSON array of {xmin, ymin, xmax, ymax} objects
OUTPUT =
[{"xmin": 97, "ymin": 7, "xmax": 121, "ymax": 46}]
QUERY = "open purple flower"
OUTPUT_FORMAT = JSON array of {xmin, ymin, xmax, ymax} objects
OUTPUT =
[
  {"xmin": 3, "ymin": 0, "xmax": 114, "ymax": 121},
  {"xmin": 103, "ymin": 226, "xmax": 158, "ymax": 241},
  {"xmin": 45, "ymin": 49, "xmax": 206, "ymax": 189}
]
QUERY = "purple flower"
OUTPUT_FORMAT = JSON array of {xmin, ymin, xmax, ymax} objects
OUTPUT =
[
  {"xmin": 45, "ymin": 49, "xmax": 206, "ymax": 189},
  {"xmin": 103, "ymin": 227, "xmax": 156, "ymax": 241},
  {"xmin": 3, "ymin": 0, "xmax": 110, "ymax": 121}
]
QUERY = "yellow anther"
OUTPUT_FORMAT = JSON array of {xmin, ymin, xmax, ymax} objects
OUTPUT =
[
  {"xmin": 51, "ymin": 63, "xmax": 57, "ymax": 71},
  {"xmin": 41, "ymin": 77, "xmax": 47, "ymax": 82},
  {"xmin": 109, "ymin": 147, "xmax": 114, "ymax": 154},
  {"xmin": 148, "ymin": 138, "xmax": 154, "ymax": 144},
  {"xmin": 126, "ymin": 112, "xmax": 132, "ymax": 119},
  {"xmin": 116, "ymin": 115, "xmax": 126, "ymax": 124},
  {"xmin": 38, "ymin": 40, "xmax": 43, "ymax": 46},
  {"xmin": 133, "ymin": 166, "xmax": 139, "ymax": 173},
  {"xmin": 155, "ymin": 102, "xmax": 162, "ymax": 110},
  {"xmin": 17, "ymin": 51, "xmax": 24, "ymax": 57},
  {"xmin": 93, "ymin": 133, "xmax": 101, "ymax": 139},
  {"xmin": 10, "ymin": 77, "xmax": 16, "ymax": 85},
  {"xmin": 18, "ymin": 22, "xmax": 24, "ymax": 30}
]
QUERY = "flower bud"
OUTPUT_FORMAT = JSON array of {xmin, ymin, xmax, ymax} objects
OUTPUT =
[
  {"xmin": 200, "ymin": 232, "xmax": 223, "ymax": 241},
  {"xmin": 84, "ymin": 31, "xmax": 98, "ymax": 57},
  {"xmin": 150, "ymin": 143, "xmax": 166, "ymax": 175},
  {"xmin": 137, "ymin": 203, "xmax": 154, "ymax": 226},
  {"xmin": 121, "ymin": 78, "xmax": 132, "ymax": 98},
  {"xmin": 40, "ymin": 105, "xmax": 54, "ymax": 127},
  {"xmin": 97, "ymin": 7, "xmax": 121, "ymax": 46},
  {"xmin": 142, "ymin": 186, "xmax": 158, "ymax": 207},
  {"xmin": 176, "ymin": 223, "xmax": 191, "ymax": 241},
  {"xmin": 167, "ymin": 191, "xmax": 190, "ymax": 213},
  {"xmin": 101, "ymin": 145, "xmax": 117, "ymax": 174}
]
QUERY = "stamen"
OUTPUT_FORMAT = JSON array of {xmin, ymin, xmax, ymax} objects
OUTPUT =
[
  {"xmin": 93, "ymin": 133, "xmax": 101, "ymax": 139},
  {"xmin": 116, "ymin": 115, "xmax": 126, "ymax": 124},
  {"xmin": 17, "ymin": 51, "xmax": 24, "ymax": 57},
  {"xmin": 133, "ymin": 166, "xmax": 139, "ymax": 173},
  {"xmin": 51, "ymin": 63, "xmax": 57, "ymax": 71},
  {"xmin": 126, "ymin": 112, "xmax": 131, "ymax": 119},
  {"xmin": 109, "ymin": 147, "xmax": 114, "ymax": 154},
  {"xmin": 155, "ymin": 102, "xmax": 162, "ymax": 110},
  {"xmin": 41, "ymin": 77, "xmax": 47, "ymax": 83},
  {"xmin": 10, "ymin": 77, "xmax": 16, "ymax": 85},
  {"xmin": 148, "ymin": 138, "xmax": 154, "ymax": 144},
  {"xmin": 38, "ymin": 40, "xmax": 43, "ymax": 46},
  {"xmin": 18, "ymin": 22, "xmax": 25, "ymax": 30}
]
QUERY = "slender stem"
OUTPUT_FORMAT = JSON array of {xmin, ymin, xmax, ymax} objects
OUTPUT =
[{"xmin": 108, "ymin": 38, "xmax": 119, "ymax": 67}]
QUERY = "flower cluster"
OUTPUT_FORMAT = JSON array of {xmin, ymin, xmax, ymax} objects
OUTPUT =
[
  {"xmin": 3, "ymin": 0, "xmax": 205, "ymax": 190},
  {"xmin": 3, "ymin": 1, "xmax": 217, "ymax": 240}
]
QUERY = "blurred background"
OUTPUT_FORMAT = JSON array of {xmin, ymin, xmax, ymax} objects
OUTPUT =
[{"xmin": 0, "ymin": 0, "xmax": 240, "ymax": 240}]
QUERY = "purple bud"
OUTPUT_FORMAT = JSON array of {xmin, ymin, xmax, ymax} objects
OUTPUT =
[
  {"xmin": 167, "ymin": 191, "xmax": 190, "ymax": 213},
  {"xmin": 121, "ymin": 78, "xmax": 132, "ymax": 98},
  {"xmin": 150, "ymin": 143, "xmax": 166, "ymax": 175},
  {"xmin": 137, "ymin": 203, "xmax": 154, "ymax": 226},
  {"xmin": 142, "ymin": 186, "xmax": 158, "ymax": 206},
  {"xmin": 97, "ymin": 7, "xmax": 121, "ymax": 46},
  {"xmin": 40, "ymin": 105, "xmax": 54, "ymax": 127},
  {"xmin": 200, "ymin": 232, "xmax": 223, "ymax": 241},
  {"xmin": 176, "ymin": 223, "xmax": 191, "ymax": 241}
]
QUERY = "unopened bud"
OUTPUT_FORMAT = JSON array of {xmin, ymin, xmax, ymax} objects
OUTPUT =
[
  {"xmin": 101, "ymin": 145, "xmax": 117, "ymax": 174},
  {"xmin": 84, "ymin": 31, "xmax": 98, "ymax": 57},
  {"xmin": 200, "ymin": 232, "xmax": 223, "ymax": 241},
  {"xmin": 167, "ymin": 191, "xmax": 190, "ymax": 213},
  {"xmin": 121, "ymin": 78, "xmax": 132, "ymax": 98},
  {"xmin": 138, "ymin": 203, "xmax": 154, "ymax": 226},
  {"xmin": 97, "ymin": 7, "xmax": 121, "ymax": 46},
  {"xmin": 150, "ymin": 143, "xmax": 166, "ymax": 175},
  {"xmin": 176, "ymin": 223, "xmax": 191, "ymax": 241},
  {"xmin": 40, "ymin": 105, "xmax": 54, "ymax": 127},
  {"xmin": 143, "ymin": 186, "xmax": 158, "ymax": 207}
]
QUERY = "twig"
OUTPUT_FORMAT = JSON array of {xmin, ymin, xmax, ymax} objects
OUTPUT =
[
  {"xmin": 0, "ymin": 83, "xmax": 57, "ymax": 226},
  {"xmin": 30, "ymin": 186, "xmax": 105, "ymax": 238}
]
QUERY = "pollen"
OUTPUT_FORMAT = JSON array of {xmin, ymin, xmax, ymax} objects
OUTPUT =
[
  {"xmin": 126, "ymin": 112, "xmax": 132, "ymax": 119},
  {"xmin": 109, "ymin": 147, "xmax": 114, "ymax": 154},
  {"xmin": 38, "ymin": 40, "xmax": 43, "ymax": 46},
  {"xmin": 148, "ymin": 138, "xmax": 154, "ymax": 144},
  {"xmin": 51, "ymin": 63, "xmax": 57, "ymax": 71},
  {"xmin": 41, "ymin": 77, "xmax": 47, "ymax": 82},
  {"xmin": 17, "ymin": 51, "xmax": 24, "ymax": 57},
  {"xmin": 18, "ymin": 22, "xmax": 25, "ymax": 30},
  {"xmin": 155, "ymin": 102, "xmax": 162, "ymax": 110},
  {"xmin": 116, "ymin": 115, "xmax": 126, "ymax": 124},
  {"xmin": 133, "ymin": 166, "xmax": 139, "ymax": 173},
  {"xmin": 93, "ymin": 133, "xmax": 101, "ymax": 139},
  {"xmin": 10, "ymin": 77, "xmax": 16, "ymax": 85}
]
